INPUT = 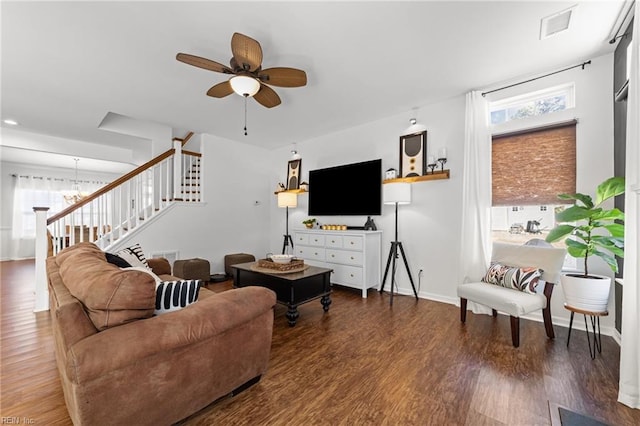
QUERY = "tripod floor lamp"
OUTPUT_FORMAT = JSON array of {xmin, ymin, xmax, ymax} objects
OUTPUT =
[
  {"xmin": 278, "ymin": 191, "xmax": 297, "ymax": 254},
  {"xmin": 379, "ymin": 182, "xmax": 419, "ymax": 306}
]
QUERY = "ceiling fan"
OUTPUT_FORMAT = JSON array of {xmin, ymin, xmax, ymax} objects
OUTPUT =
[{"xmin": 176, "ymin": 32, "xmax": 307, "ymax": 108}]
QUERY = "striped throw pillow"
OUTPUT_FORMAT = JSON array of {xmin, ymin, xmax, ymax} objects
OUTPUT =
[
  {"xmin": 155, "ymin": 280, "xmax": 201, "ymax": 315},
  {"xmin": 116, "ymin": 244, "xmax": 149, "ymax": 269}
]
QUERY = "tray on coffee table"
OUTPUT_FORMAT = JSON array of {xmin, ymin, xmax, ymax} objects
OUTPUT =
[{"xmin": 254, "ymin": 258, "xmax": 307, "ymax": 274}]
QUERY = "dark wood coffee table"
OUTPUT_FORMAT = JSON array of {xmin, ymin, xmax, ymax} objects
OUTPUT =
[{"xmin": 231, "ymin": 262, "xmax": 332, "ymax": 326}]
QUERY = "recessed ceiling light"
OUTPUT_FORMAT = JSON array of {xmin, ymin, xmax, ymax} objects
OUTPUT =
[
  {"xmin": 540, "ymin": 5, "xmax": 576, "ymax": 40},
  {"xmin": 3, "ymin": 119, "xmax": 18, "ymax": 126}
]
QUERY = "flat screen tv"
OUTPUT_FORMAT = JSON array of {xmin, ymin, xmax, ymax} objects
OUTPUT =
[{"xmin": 308, "ymin": 159, "xmax": 382, "ymax": 216}]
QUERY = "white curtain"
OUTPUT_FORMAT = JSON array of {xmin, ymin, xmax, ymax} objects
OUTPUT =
[
  {"xmin": 619, "ymin": 1, "xmax": 640, "ymax": 409},
  {"xmin": 11, "ymin": 176, "xmax": 67, "ymax": 259},
  {"xmin": 10, "ymin": 175, "xmax": 106, "ymax": 259},
  {"xmin": 459, "ymin": 91, "xmax": 493, "ymax": 314}
]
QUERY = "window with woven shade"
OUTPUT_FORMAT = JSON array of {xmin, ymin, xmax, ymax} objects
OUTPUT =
[{"xmin": 492, "ymin": 120, "xmax": 577, "ymax": 206}]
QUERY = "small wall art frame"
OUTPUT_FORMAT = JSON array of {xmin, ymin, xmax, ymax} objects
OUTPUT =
[
  {"xmin": 399, "ymin": 130, "xmax": 427, "ymax": 177},
  {"xmin": 286, "ymin": 159, "xmax": 302, "ymax": 190}
]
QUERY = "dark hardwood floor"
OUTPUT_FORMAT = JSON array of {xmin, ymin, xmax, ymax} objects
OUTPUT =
[{"xmin": 1, "ymin": 259, "xmax": 638, "ymax": 425}]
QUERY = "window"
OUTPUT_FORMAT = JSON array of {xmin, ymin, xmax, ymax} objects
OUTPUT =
[
  {"xmin": 492, "ymin": 121, "xmax": 576, "ymax": 206},
  {"xmin": 490, "ymin": 83, "xmax": 575, "ymax": 125},
  {"xmin": 489, "ymin": 88, "xmax": 578, "ymax": 269}
]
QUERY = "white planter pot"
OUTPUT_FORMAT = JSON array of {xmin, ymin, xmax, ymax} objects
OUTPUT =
[{"xmin": 560, "ymin": 273, "xmax": 611, "ymax": 313}]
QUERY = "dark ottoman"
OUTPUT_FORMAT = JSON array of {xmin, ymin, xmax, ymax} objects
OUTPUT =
[
  {"xmin": 224, "ymin": 253, "xmax": 256, "ymax": 276},
  {"xmin": 173, "ymin": 258, "xmax": 210, "ymax": 282}
]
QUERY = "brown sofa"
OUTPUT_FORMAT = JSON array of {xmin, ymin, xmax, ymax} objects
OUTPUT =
[{"xmin": 46, "ymin": 242, "xmax": 276, "ymax": 425}]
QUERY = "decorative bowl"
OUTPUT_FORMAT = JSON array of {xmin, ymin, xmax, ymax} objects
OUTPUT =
[{"xmin": 270, "ymin": 254, "xmax": 294, "ymax": 264}]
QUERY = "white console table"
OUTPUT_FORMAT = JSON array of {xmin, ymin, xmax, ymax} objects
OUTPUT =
[{"xmin": 292, "ymin": 229, "xmax": 382, "ymax": 298}]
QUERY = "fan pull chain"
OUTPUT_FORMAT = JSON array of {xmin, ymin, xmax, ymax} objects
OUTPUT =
[{"xmin": 243, "ymin": 95, "xmax": 248, "ymax": 136}]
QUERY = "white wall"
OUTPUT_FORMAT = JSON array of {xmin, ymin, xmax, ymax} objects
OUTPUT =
[
  {"xmin": 119, "ymin": 134, "xmax": 274, "ymax": 274},
  {"xmin": 268, "ymin": 52, "xmax": 616, "ymax": 333},
  {"xmin": 269, "ymin": 94, "xmax": 466, "ymax": 305}
]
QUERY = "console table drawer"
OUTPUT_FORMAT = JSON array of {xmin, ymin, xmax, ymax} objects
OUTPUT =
[
  {"xmin": 296, "ymin": 246, "xmax": 325, "ymax": 261},
  {"xmin": 343, "ymin": 236, "xmax": 363, "ymax": 250},
  {"xmin": 291, "ymin": 229, "xmax": 381, "ymax": 299},
  {"xmin": 332, "ymin": 264, "xmax": 363, "ymax": 286},
  {"xmin": 326, "ymin": 249, "xmax": 363, "ymax": 266},
  {"xmin": 295, "ymin": 233, "xmax": 309, "ymax": 245},
  {"xmin": 326, "ymin": 235, "xmax": 343, "ymax": 248},
  {"xmin": 308, "ymin": 235, "xmax": 325, "ymax": 246}
]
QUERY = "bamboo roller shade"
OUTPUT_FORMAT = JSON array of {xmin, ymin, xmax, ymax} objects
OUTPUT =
[{"xmin": 492, "ymin": 121, "xmax": 576, "ymax": 206}]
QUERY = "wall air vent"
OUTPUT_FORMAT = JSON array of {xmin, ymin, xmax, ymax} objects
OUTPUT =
[{"xmin": 540, "ymin": 5, "xmax": 576, "ymax": 40}]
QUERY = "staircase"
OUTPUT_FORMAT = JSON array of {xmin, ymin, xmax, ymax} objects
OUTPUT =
[{"xmin": 33, "ymin": 139, "xmax": 203, "ymax": 311}]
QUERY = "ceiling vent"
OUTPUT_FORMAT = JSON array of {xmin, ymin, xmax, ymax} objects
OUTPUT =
[{"xmin": 540, "ymin": 5, "xmax": 576, "ymax": 40}]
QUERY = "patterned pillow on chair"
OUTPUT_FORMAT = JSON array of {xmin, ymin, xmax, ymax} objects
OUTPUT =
[{"xmin": 482, "ymin": 262, "xmax": 543, "ymax": 294}]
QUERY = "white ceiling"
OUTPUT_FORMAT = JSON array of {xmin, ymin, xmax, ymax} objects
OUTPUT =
[{"xmin": 0, "ymin": 1, "xmax": 628, "ymax": 171}]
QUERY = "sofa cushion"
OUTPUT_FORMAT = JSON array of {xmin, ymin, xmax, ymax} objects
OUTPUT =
[
  {"xmin": 56, "ymin": 243, "xmax": 156, "ymax": 330},
  {"xmin": 482, "ymin": 261, "xmax": 543, "ymax": 294},
  {"xmin": 155, "ymin": 280, "xmax": 201, "ymax": 315},
  {"xmin": 121, "ymin": 266, "xmax": 162, "ymax": 283},
  {"xmin": 116, "ymin": 243, "xmax": 150, "ymax": 269}
]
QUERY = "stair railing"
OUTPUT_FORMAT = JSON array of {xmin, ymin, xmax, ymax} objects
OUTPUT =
[{"xmin": 33, "ymin": 145, "xmax": 202, "ymax": 311}]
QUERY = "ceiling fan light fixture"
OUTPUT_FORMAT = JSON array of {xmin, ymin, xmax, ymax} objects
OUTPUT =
[{"xmin": 230, "ymin": 75, "xmax": 260, "ymax": 97}]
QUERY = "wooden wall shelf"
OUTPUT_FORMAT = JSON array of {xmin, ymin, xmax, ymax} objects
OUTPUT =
[{"xmin": 383, "ymin": 170, "xmax": 450, "ymax": 184}]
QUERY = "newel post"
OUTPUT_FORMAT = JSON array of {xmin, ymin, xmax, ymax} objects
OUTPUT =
[
  {"xmin": 33, "ymin": 207, "xmax": 50, "ymax": 312},
  {"xmin": 173, "ymin": 139, "xmax": 182, "ymax": 200}
]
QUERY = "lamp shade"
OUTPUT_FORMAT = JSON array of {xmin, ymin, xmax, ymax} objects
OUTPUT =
[
  {"xmin": 278, "ymin": 191, "xmax": 298, "ymax": 208},
  {"xmin": 229, "ymin": 75, "xmax": 260, "ymax": 97},
  {"xmin": 383, "ymin": 182, "xmax": 411, "ymax": 205}
]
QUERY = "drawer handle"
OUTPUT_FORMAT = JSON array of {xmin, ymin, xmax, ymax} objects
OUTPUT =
[
  {"xmin": 315, "ymin": 252, "xmax": 318, "ymax": 256},
  {"xmin": 350, "ymin": 241, "xmax": 354, "ymax": 245},
  {"xmin": 331, "ymin": 254, "xmax": 335, "ymax": 258},
  {"xmin": 350, "ymin": 256, "xmax": 354, "ymax": 260},
  {"xmin": 314, "ymin": 239, "xmax": 318, "ymax": 242},
  {"xmin": 350, "ymin": 274, "xmax": 354, "ymax": 277}
]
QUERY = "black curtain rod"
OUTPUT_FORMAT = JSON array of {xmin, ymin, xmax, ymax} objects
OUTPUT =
[{"xmin": 481, "ymin": 60, "xmax": 592, "ymax": 97}]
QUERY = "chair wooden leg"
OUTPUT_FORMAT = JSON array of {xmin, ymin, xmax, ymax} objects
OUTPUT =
[
  {"xmin": 543, "ymin": 282, "xmax": 555, "ymax": 339},
  {"xmin": 510, "ymin": 316, "xmax": 520, "ymax": 347},
  {"xmin": 460, "ymin": 298, "xmax": 467, "ymax": 323},
  {"xmin": 542, "ymin": 306, "xmax": 555, "ymax": 339},
  {"xmin": 492, "ymin": 309, "xmax": 498, "ymax": 317}
]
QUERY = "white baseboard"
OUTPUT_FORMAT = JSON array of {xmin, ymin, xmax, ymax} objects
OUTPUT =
[{"xmin": 394, "ymin": 288, "xmax": 619, "ymax": 338}]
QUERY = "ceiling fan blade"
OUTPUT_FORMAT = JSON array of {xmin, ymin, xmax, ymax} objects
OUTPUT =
[
  {"xmin": 177, "ymin": 53, "xmax": 232, "ymax": 74},
  {"xmin": 206, "ymin": 81, "xmax": 234, "ymax": 98},
  {"xmin": 231, "ymin": 32, "xmax": 263, "ymax": 72},
  {"xmin": 253, "ymin": 83, "xmax": 281, "ymax": 108},
  {"xmin": 259, "ymin": 67, "xmax": 307, "ymax": 87}
]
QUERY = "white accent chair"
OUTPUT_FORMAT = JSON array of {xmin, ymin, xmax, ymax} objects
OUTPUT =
[{"xmin": 457, "ymin": 242, "xmax": 566, "ymax": 347}]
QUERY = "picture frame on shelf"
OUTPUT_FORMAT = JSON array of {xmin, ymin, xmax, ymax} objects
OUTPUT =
[
  {"xmin": 286, "ymin": 159, "xmax": 302, "ymax": 190},
  {"xmin": 399, "ymin": 130, "xmax": 427, "ymax": 177}
]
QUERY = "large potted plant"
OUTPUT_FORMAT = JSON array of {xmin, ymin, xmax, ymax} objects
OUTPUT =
[{"xmin": 545, "ymin": 176, "xmax": 625, "ymax": 312}]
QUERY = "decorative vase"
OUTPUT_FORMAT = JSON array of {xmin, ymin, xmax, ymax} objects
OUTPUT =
[
  {"xmin": 305, "ymin": 223, "xmax": 313, "ymax": 229},
  {"xmin": 560, "ymin": 273, "xmax": 612, "ymax": 313}
]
